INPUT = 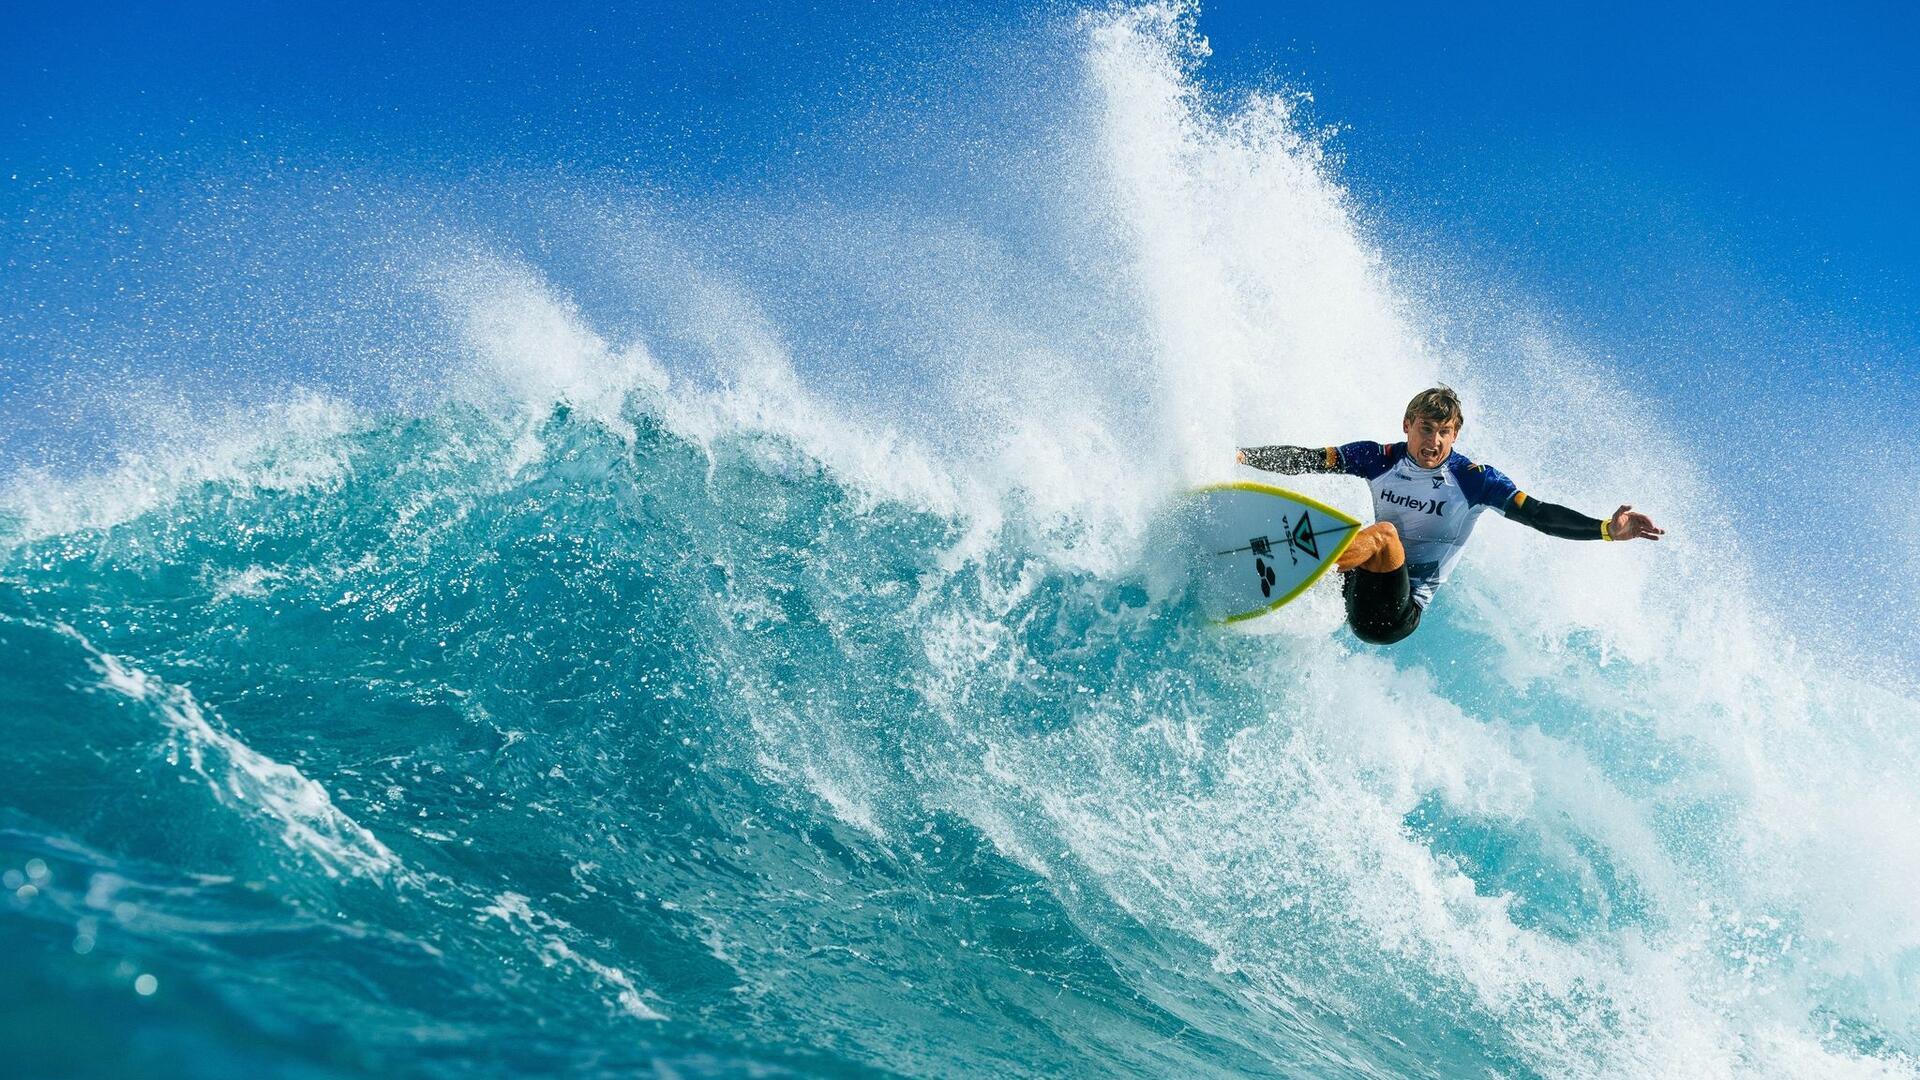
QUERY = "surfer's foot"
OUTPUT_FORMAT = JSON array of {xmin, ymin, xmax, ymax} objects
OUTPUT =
[{"xmin": 1337, "ymin": 522, "xmax": 1405, "ymax": 574}]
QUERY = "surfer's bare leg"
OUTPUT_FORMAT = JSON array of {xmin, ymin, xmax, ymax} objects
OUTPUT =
[{"xmin": 1336, "ymin": 521, "xmax": 1404, "ymax": 574}]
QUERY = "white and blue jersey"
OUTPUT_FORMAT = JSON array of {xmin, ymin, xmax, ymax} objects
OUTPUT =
[{"xmin": 1333, "ymin": 441, "xmax": 1522, "ymax": 608}]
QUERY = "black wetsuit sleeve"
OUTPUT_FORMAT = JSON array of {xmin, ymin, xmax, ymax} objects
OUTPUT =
[
  {"xmin": 1239, "ymin": 445, "xmax": 1341, "ymax": 475},
  {"xmin": 1505, "ymin": 495, "xmax": 1607, "ymax": 540}
]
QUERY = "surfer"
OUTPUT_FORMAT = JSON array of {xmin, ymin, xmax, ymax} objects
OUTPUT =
[{"xmin": 1236, "ymin": 386, "xmax": 1663, "ymax": 645}]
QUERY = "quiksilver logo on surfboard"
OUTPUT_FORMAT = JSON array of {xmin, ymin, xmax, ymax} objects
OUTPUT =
[{"xmin": 1228, "ymin": 512, "xmax": 1321, "ymax": 567}]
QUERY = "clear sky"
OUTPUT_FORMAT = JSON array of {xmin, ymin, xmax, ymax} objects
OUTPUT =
[
  {"xmin": 1201, "ymin": 0, "xmax": 1919, "ymax": 420},
  {"xmin": 8, "ymin": 0, "xmax": 1913, "ymax": 413},
  {"xmin": 8, "ymin": 0, "xmax": 1914, "ymax": 344}
]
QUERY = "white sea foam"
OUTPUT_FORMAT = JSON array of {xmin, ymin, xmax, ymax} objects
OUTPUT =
[
  {"xmin": 73, "ymin": 626, "xmax": 407, "ymax": 884},
  {"xmin": 479, "ymin": 890, "xmax": 670, "ymax": 1021},
  {"xmin": 430, "ymin": 253, "xmax": 671, "ymax": 442},
  {"xmin": 1, "ymin": 393, "xmax": 361, "ymax": 544}
]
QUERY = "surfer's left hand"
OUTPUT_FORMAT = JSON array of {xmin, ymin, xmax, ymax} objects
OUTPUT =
[{"xmin": 1609, "ymin": 505, "xmax": 1664, "ymax": 541}]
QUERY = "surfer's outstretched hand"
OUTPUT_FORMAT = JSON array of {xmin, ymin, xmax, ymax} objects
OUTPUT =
[{"xmin": 1609, "ymin": 505, "xmax": 1664, "ymax": 541}]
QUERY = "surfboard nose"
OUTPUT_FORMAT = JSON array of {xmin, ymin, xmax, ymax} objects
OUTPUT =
[{"xmin": 1184, "ymin": 481, "xmax": 1362, "ymax": 623}]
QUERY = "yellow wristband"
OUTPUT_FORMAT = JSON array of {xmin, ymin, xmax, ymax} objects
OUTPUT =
[{"xmin": 1601, "ymin": 519, "xmax": 1613, "ymax": 541}]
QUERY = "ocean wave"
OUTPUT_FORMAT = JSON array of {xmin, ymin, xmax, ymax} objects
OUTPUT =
[{"xmin": 4, "ymin": 4, "xmax": 1917, "ymax": 1077}]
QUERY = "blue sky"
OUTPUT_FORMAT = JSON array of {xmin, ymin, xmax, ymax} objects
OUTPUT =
[
  {"xmin": 8, "ymin": 0, "xmax": 1912, "ymax": 414},
  {"xmin": 8, "ymin": 0, "xmax": 1913, "ymax": 331},
  {"xmin": 1202, "ymin": 0, "xmax": 1918, "ymax": 409}
]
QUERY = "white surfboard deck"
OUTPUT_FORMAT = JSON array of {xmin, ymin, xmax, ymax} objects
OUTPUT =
[{"xmin": 1185, "ymin": 482, "xmax": 1361, "ymax": 624}]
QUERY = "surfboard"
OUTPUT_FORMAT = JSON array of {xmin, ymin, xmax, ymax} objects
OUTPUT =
[{"xmin": 1185, "ymin": 482, "xmax": 1361, "ymax": 624}]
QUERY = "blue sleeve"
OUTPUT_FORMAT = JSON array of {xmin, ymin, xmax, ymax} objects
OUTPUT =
[
  {"xmin": 1458, "ymin": 461, "xmax": 1521, "ymax": 511},
  {"xmin": 1335, "ymin": 441, "xmax": 1395, "ymax": 480}
]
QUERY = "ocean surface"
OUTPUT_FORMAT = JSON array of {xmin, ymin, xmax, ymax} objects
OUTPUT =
[{"xmin": 6, "ymin": 6, "xmax": 1919, "ymax": 1077}]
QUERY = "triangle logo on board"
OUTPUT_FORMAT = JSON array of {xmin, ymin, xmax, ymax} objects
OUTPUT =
[{"xmin": 1289, "ymin": 513, "xmax": 1319, "ymax": 560}]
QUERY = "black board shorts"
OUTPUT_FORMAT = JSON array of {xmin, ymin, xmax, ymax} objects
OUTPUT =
[{"xmin": 1342, "ymin": 566, "xmax": 1423, "ymax": 645}]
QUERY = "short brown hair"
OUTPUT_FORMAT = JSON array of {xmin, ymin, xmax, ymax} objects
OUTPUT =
[{"xmin": 1404, "ymin": 386, "xmax": 1464, "ymax": 431}]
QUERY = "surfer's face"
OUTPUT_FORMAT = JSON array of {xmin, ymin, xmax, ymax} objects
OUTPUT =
[{"xmin": 1403, "ymin": 415, "xmax": 1459, "ymax": 468}]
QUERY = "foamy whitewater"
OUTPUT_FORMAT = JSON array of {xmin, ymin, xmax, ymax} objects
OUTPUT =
[{"xmin": 5, "ymin": 7, "xmax": 1918, "ymax": 1077}]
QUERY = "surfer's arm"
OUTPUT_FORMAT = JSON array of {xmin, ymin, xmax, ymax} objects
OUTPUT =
[
  {"xmin": 1236, "ymin": 445, "xmax": 1341, "ymax": 474},
  {"xmin": 1504, "ymin": 496, "xmax": 1664, "ymax": 541},
  {"xmin": 1504, "ymin": 494, "xmax": 1606, "ymax": 539}
]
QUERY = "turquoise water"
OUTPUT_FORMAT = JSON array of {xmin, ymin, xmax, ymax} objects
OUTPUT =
[{"xmin": 6, "ymin": 7, "xmax": 1920, "ymax": 1077}]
